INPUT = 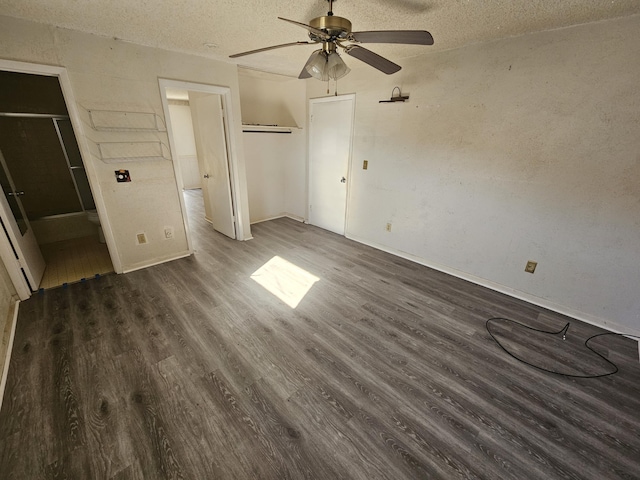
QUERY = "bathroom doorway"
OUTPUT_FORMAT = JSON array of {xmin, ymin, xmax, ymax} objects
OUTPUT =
[{"xmin": 0, "ymin": 69, "xmax": 114, "ymax": 291}]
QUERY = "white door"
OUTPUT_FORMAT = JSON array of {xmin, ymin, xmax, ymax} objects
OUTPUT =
[
  {"xmin": 189, "ymin": 93, "xmax": 236, "ymax": 239},
  {"xmin": 308, "ymin": 95, "xmax": 355, "ymax": 235},
  {"xmin": 0, "ymin": 149, "xmax": 45, "ymax": 291}
]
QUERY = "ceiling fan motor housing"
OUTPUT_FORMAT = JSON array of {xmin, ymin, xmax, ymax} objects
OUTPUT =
[{"xmin": 309, "ymin": 16, "xmax": 352, "ymax": 41}]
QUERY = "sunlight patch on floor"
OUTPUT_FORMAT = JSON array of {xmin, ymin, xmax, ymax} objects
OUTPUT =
[{"xmin": 250, "ymin": 256, "xmax": 320, "ymax": 308}]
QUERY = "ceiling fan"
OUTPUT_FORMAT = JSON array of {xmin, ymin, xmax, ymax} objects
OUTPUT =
[{"xmin": 229, "ymin": 0, "xmax": 434, "ymax": 81}]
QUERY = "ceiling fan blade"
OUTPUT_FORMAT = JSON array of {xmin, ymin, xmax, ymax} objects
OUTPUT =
[
  {"xmin": 351, "ymin": 30, "xmax": 434, "ymax": 45},
  {"xmin": 229, "ymin": 41, "xmax": 314, "ymax": 58},
  {"xmin": 278, "ymin": 17, "xmax": 330, "ymax": 41},
  {"xmin": 344, "ymin": 46, "xmax": 401, "ymax": 75}
]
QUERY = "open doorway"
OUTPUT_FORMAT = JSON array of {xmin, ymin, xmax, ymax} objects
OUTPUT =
[
  {"xmin": 159, "ymin": 79, "xmax": 245, "ymax": 250},
  {"xmin": 0, "ymin": 66, "xmax": 114, "ymax": 295}
]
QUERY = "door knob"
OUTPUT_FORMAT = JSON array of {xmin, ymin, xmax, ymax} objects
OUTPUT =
[
  {"xmin": 340, "ymin": 177, "xmax": 346, "ymax": 183},
  {"xmin": 203, "ymin": 174, "xmax": 210, "ymax": 179}
]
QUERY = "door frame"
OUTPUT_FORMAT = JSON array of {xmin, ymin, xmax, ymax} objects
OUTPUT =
[
  {"xmin": 159, "ymin": 78, "xmax": 247, "ymax": 250},
  {"xmin": 0, "ymin": 59, "xmax": 120, "ymax": 298},
  {"xmin": 307, "ymin": 94, "xmax": 356, "ymax": 235}
]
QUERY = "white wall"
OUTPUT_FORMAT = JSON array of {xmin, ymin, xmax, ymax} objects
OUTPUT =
[
  {"xmin": 167, "ymin": 103, "xmax": 200, "ymax": 190},
  {"xmin": 239, "ymin": 71, "xmax": 307, "ymax": 223},
  {"xmin": 238, "ymin": 70, "xmax": 305, "ymax": 128},
  {"xmin": 243, "ymin": 131, "xmax": 306, "ymax": 222},
  {"xmin": 307, "ymin": 14, "xmax": 640, "ymax": 334},
  {"xmin": 0, "ymin": 15, "xmax": 251, "ymax": 272}
]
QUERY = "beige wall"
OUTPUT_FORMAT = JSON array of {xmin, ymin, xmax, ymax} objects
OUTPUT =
[
  {"xmin": 0, "ymin": 15, "xmax": 251, "ymax": 273},
  {"xmin": 308, "ymin": 14, "xmax": 640, "ymax": 334}
]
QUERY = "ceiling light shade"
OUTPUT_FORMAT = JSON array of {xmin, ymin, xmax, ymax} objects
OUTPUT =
[
  {"xmin": 305, "ymin": 50, "xmax": 330, "ymax": 81},
  {"xmin": 304, "ymin": 49, "xmax": 350, "ymax": 81},
  {"xmin": 326, "ymin": 52, "xmax": 350, "ymax": 80}
]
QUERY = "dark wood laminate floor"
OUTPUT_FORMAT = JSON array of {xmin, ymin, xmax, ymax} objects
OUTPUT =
[{"xmin": 1, "ymin": 189, "xmax": 639, "ymax": 479}]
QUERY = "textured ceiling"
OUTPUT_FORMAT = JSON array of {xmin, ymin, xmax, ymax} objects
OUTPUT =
[{"xmin": 2, "ymin": 0, "xmax": 639, "ymax": 77}]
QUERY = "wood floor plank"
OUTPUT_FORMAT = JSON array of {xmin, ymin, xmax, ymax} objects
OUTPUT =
[{"xmin": 1, "ymin": 189, "xmax": 639, "ymax": 479}]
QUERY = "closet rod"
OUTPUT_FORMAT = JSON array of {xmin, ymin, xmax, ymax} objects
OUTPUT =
[{"xmin": 0, "ymin": 112, "xmax": 69, "ymax": 120}]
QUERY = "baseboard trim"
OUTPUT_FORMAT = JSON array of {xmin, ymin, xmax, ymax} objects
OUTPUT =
[
  {"xmin": 122, "ymin": 251, "xmax": 192, "ymax": 274},
  {"xmin": 345, "ymin": 234, "xmax": 640, "ymax": 337},
  {"xmin": 0, "ymin": 299, "xmax": 20, "ymax": 411},
  {"xmin": 250, "ymin": 214, "xmax": 305, "ymax": 225}
]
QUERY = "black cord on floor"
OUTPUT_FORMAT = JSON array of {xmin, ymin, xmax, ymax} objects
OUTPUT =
[{"xmin": 486, "ymin": 317, "xmax": 640, "ymax": 378}]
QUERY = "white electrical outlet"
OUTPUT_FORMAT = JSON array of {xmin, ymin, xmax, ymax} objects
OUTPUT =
[{"xmin": 164, "ymin": 227, "xmax": 174, "ymax": 239}]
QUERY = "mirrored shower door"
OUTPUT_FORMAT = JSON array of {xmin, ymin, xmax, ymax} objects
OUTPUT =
[{"xmin": 0, "ymin": 147, "xmax": 45, "ymax": 290}]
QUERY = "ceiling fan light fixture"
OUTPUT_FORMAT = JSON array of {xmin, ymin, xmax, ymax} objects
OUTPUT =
[
  {"xmin": 327, "ymin": 51, "xmax": 350, "ymax": 80},
  {"xmin": 305, "ymin": 50, "xmax": 350, "ymax": 81},
  {"xmin": 305, "ymin": 50, "xmax": 330, "ymax": 81},
  {"xmin": 230, "ymin": 3, "xmax": 433, "ymax": 81}
]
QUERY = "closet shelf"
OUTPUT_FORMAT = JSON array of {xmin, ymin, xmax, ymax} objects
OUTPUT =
[
  {"xmin": 88, "ymin": 109, "xmax": 166, "ymax": 132},
  {"xmin": 96, "ymin": 141, "xmax": 171, "ymax": 163},
  {"xmin": 83, "ymin": 107, "xmax": 171, "ymax": 163},
  {"xmin": 242, "ymin": 124, "xmax": 300, "ymax": 134}
]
